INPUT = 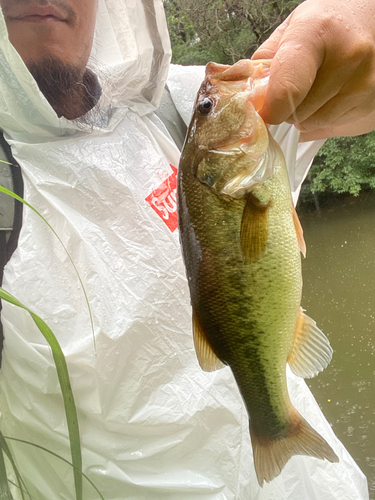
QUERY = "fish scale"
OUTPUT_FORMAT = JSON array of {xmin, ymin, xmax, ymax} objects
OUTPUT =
[{"xmin": 182, "ymin": 154, "xmax": 299, "ymax": 424}]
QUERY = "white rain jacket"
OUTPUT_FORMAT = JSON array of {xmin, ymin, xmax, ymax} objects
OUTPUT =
[{"xmin": 0, "ymin": 1, "xmax": 369, "ymax": 499}]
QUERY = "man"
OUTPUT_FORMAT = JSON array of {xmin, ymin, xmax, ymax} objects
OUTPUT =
[{"xmin": 0, "ymin": 1, "xmax": 371, "ymax": 499}]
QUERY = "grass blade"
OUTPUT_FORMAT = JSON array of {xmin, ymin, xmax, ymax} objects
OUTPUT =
[
  {"xmin": 0, "ymin": 431, "xmax": 30, "ymax": 500},
  {"xmin": 0, "ymin": 287, "xmax": 82, "ymax": 500},
  {"xmin": 0, "ymin": 185, "xmax": 95, "ymax": 351},
  {"xmin": 0, "ymin": 446, "xmax": 13, "ymax": 500},
  {"xmin": 4, "ymin": 437, "xmax": 105, "ymax": 500},
  {"xmin": 7, "ymin": 481, "xmax": 35, "ymax": 500}
]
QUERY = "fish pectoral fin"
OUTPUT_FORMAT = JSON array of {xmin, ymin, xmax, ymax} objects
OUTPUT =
[
  {"xmin": 292, "ymin": 206, "xmax": 306, "ymax": 257},
  {"xmin": 287, "ymin": 307, "xmax": 333, "ymax": 378},
  {"xmin": 192, "ymin": 311, "xmax": 226, "ymax": 372},
  {"xmin": 240, "ymin": 192, "xmax": 270, "ymax": 262}
]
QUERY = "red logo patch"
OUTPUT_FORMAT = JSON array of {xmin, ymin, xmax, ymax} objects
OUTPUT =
[{"xmin": 145, "ymin": 165, "xmax": 178, "ymax": 232}]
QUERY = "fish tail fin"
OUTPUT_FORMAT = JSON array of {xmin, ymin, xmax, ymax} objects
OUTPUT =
[{"xmin": 250, "ymin": 409, "xmax": 339, "ymax": 486}]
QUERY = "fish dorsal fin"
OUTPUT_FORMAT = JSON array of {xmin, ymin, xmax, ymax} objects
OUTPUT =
[
  {"xmin": 240, "ymin": 193, "xmax": 270, "ymax": 262},
  {"xmin": 292, "ymin": 206, "xmax": 306, "ymax": 257},
  {"xmin": 287, "ymin": 308, "xmax": 333, "ymax": 378},
  {"xmin": 192, "ymin": 311, "xmax": 226, "ymax": 372}
]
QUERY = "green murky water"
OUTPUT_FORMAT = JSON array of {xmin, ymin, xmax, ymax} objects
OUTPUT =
[{"xmin": 299, "ymin": 192, "xmax": 375, "ymax": 499}]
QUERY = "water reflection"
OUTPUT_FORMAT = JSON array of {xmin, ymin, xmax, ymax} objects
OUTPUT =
[{"xmin": 299, "ymin": 192, "xmax": 375, "ymax": 498}]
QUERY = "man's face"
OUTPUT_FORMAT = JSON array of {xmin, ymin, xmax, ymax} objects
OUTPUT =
[{"xmin": 0, "ymin": 0, "xmax": 98, "ymax": 70}]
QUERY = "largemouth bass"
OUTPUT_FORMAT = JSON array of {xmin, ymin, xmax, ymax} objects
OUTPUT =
[{"xmin": 177, "ymin": 59, "xmax": 339, "ymax": 485}]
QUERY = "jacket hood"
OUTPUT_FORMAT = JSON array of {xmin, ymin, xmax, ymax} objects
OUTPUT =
[{"xmin": 0, "ymin": 0, "xmax": 171, "ymax": 140}]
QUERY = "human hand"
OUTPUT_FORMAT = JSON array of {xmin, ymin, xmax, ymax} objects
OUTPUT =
[{"xmin": 252, "ymin": 0, "xmax": 375, "ymax": 140}]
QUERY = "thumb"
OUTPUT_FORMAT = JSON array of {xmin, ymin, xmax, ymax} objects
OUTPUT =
[{"xmin": 251, "ymin": 9, "xmax": 324, "ymax": 125}]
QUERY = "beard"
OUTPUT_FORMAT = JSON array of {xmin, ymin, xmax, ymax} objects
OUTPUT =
[{"xmin": 26, "ymin": 57, "xmax": 102, "ymax": 121}]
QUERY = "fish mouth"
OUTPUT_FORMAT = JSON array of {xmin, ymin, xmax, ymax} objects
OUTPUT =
[{"xmin": 206, "ymin": 59, "xmax": 272, "ymax": 83}]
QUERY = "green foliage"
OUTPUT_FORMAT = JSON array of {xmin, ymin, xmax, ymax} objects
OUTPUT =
[
  {"xmin": 306, "ymin": 132, "xmax": 375, "ymax": 197},
  {"xmin": 170, "ymin": 44, "xmax": 215, "ymax": 66},
  {"xmin": 164, "ymin": 0, "xmax": 302, "ymax": 65}
]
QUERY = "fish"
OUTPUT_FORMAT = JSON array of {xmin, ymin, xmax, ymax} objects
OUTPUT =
[{"xmin": 177, "ymin": 59, "xmax": 339, "ymax": 486}]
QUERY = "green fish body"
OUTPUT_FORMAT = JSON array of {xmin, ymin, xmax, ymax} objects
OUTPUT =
[{"xmin": 177, "ymin": 59, "xmax": 339, "ymax": 485}]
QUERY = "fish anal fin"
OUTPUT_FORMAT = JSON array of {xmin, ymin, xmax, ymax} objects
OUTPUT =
[
  {"xmin": 287, "ymin": 307, "xmax": 333, "ymax": 379},
  {"xmin": 241, "ymin": 193, "xmax": 270, "ymax": 263},
  {"xmin": 292, "ymin": 206, "xmax": 306, "ymax": 257},
  {"xmin": 250, "ymin": 409, "xmax": 339, "ymax": 486},
  {"xmin": 193, "ymin": 311, "xmax": 225, "ymax": 372}
]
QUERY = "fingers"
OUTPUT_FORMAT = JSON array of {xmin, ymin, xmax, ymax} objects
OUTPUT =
[
  {"xmin": 295, "ymin": 90, "xmax": 374, "ymax": 133},
  {"xmin": 296, "ymin": 102, "xmax": 359, "ymax": 134},
  {"xmin": 291, "ymin": 36, "xmax": 375, "ymax": 130},
  {"xmin": 300, "ymin": 107, "xmax": 375, "ymax": 141}
]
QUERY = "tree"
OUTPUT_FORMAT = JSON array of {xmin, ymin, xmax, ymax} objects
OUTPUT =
[
  {"xmin": 299, "ymin": 132, "xmax": 375, "ymax": 207},
  {"xmin": 164, "ymin": 0, "xmax": 301, "ymax": 65}
]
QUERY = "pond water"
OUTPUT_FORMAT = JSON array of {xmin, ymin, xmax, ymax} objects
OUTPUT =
[{"xmin": 299, "ymin": 192, "xmax": 375, "ymax": 499}]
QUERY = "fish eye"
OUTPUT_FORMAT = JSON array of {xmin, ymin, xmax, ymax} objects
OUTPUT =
[{"xmin": 197, "ymin": 98, "xmax": 214, "ymax": 115}]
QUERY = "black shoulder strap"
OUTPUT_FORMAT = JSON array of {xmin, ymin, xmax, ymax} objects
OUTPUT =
[
  {"xmin": 0, "ymin": 132, "xmax": 23, "ymax": 367},
  {"xmin": 0, "ymin": 133, "xmax": 24, "ymax": 263}
]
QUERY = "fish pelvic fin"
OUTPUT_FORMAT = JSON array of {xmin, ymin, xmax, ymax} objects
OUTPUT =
[
  {"xmin": 240, "ymin": 192, "xmax": 270, "ymax": 262},
  {"xmin": 250, "ymin": 409, "xmax": 339, "ymax": 486},
  {"xmin": 292, "ymin": 206, "xmax": 306, "ymax": 257},
  {"xmin": 287, "ymin": 308, "xmax": 333, "ymax": 379},
  {"xmin": 192, "ymin": 310, "xmax": 226, "ymax": 372}
]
